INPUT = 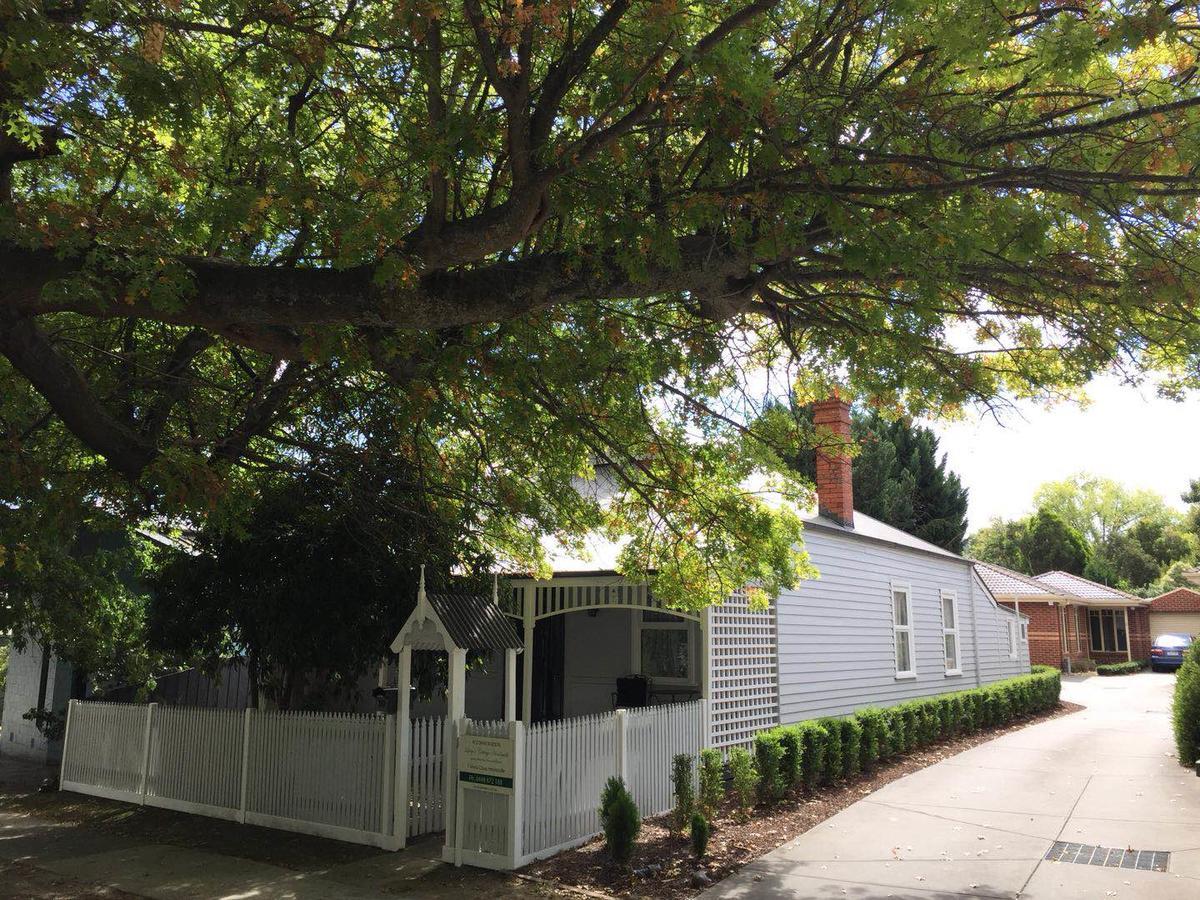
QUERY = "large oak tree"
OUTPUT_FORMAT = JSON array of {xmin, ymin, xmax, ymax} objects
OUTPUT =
[{"xmin": 5, "ymin": 0, "xmax": 1200, "ymax": 608}]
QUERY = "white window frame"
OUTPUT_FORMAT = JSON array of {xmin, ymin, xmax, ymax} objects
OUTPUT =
[
  {"xmin": 1007, "ymin": 619, "xmax": 1019, "ymax": 659},
  {"xmin": 892, "ymin": 582, "xmax": 917, "ymax": 680},
  {"xmin": 1020, "ymin": 620, "xmax": 1029, "ymax": 643},
  {"xmin": 941, "ymin": 590, "xmax": 961, "ymax": 676},
  {"xmin": 633, "ymin": 610, "xmax": 696, "ymax": 686}
]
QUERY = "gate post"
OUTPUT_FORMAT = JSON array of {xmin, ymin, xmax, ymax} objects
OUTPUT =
[
  {"xmin": 381, "ymin": 712, "xmax": 396, "ymax": 843},
  {"xmin": 508, "ymin": 719, "xmax": 525, "ymax": 868},
  {"xmin": 393, "ymin": 646, "xmax": 412, "ymax": 849},
  {"xmin": 443, "ymin": 717, "xmax": 465, "ymax": 865}
]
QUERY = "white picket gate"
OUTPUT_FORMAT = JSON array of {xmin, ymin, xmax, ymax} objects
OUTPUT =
[
  {"xmin": 407, "ymin": 716, "xmax": 446, "ymax": 838},
  {"xmin": 244, "ymin": 709, "xmax": 393, "ymax": 843},
  {"xmin": 146, "ymin": 706, "xmax": 244, "ymax": 820}
]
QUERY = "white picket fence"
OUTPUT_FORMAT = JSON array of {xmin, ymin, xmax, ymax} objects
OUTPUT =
[
  {"xmin": 147, "ymin": 705, "xmax": 246, "ymax": 820},
  {"xmin": 61, "ymin": 701, "xmax": 430, "ymax": 848},
  {"xmin": 60, "ymin": 701, "xmax": 147, "ymax": 803},
  {"xmin": 520, "ymin": 700, "xmax": 707, "ymax": 862},
  {"xmin": 61, "ymin": 699, "xmax": 705, "ymax": 867},
  {"xmin": 244, "ymin": 709, "xmax": 392, "ymax": 843}
]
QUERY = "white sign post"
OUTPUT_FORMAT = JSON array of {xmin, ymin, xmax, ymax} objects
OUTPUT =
[{"xmin": 451, "ymin": 721, "xmax": 524, "ymax": 869}]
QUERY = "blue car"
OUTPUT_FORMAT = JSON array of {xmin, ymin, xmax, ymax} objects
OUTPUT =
[{"xmin": 1150, "ymin": 633, "xmax": 1193, "ymax": 672}]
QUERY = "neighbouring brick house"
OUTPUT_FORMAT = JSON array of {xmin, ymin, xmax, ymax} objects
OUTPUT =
[
  {"xmin": 974, "ymin": 562, "xmax": 1151, "ymax": 670},
  {"xmin": 1148, "ymin": 587, "xmax": 1200, "ymax": 640}
]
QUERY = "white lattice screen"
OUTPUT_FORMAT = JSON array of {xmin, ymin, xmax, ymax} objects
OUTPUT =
[{"xmin": 707, "ymin": 590, "xmax": 779, "ymax": 749}]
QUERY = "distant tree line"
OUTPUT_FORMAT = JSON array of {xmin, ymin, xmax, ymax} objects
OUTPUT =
[{"xmin": 969, "ymin": 474, "xmax": 1199, "ymax": 595}]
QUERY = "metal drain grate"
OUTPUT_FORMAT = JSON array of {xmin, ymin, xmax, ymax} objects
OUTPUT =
[{"xmin": 1045, "ymin": 841, "xmax": 1169, "ymax": 872}]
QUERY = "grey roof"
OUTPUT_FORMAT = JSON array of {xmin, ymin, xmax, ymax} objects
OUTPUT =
[
  {"xmin": 426, "ymin": 592, "xmax": 523, "ymax": 650},
  {"xmin": 523, "ymin": 509, "xmax": 966, "ymax": 576},
  {"xmin": 974, "ymin": 561, "xmax": 1062, "ymax": 597},
  {"xmin": 802, "ymin": 511, "xmax": 964, "ymax": 561}
]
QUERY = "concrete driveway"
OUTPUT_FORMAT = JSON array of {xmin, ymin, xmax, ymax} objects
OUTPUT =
[{"xmin": 704, "ymin": 672, "xmax": 1200, "ymax": 900}]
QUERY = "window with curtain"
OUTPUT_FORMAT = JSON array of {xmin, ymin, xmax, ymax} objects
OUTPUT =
[
  {"xmin": 639, "ymin": 610, "xmax": 692, "ymax": 682},
  {"xmin": 893, "ymin": 585, "xmax": 915, "ymax": 677},
  {"xmin": 1088, "ymin": 609, "xmax": 1128, "ymax": 653},
  {"xmin": 941, "ymin": 591, "xmax": 960, "ymax": 674}
]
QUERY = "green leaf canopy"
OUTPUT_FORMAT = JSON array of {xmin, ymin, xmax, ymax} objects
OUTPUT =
[{"xmin": 4, "ymin": 0, "xmax": 1200, "ymax": 609}]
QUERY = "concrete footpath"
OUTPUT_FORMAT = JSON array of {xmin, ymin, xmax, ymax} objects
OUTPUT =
[{"xmin": 704, "ymin": 672, "xmax": 1200, "ymax": 900}]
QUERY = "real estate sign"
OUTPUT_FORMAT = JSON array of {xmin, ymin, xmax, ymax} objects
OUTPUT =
[{"xmin": 458, "ymin": 733, "xmax": 514, "ymax": 793}]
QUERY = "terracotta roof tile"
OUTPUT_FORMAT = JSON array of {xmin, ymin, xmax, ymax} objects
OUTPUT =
[
  {"xmin": 973, "ymin": 561, "xmax": 1061, "ymax": 597},
  {"xmin": 1033, "ymin": 571, "xmax": 1143, "ymax": 603}
]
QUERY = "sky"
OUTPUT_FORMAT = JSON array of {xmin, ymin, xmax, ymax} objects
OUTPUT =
[{"xmin": 930, "ymin": 376, "xmax": 1200, "ymax": 535}]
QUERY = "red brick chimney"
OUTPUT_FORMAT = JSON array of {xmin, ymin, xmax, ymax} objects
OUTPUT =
[{"xmin": 812, "ymin": 396, "xmax": 854, "ymax": 527}]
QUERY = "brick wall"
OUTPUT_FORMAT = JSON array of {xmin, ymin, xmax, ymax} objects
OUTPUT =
[
  {"xmin": 1000, "ymin": 600, "xmax": 1064, "ymax": 667},
  {"xmin": 1149, "ymin": 588, "xmax": 1200, "ymax": 613},
  {"xmin": 994, "ymin": 601, "xmax": 1147, "ymax": 668},
  {"xmin": 1128, "ymin": 607, "xmax": 1152, "ymax": 661}
]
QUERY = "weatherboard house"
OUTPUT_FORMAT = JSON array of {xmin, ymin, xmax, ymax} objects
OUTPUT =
[
  {"xmin": 35, "ymin": 398, "xmax": 1033, "ymax": 869},
  {"xmin": 415, "ymin": 397, "xmax": 1030, "ymax": 746}
]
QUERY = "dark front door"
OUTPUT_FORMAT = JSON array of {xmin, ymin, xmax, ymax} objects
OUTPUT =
[{"xmin": 517, "ymin": 616, "xmax": 565, "ymax": 722}]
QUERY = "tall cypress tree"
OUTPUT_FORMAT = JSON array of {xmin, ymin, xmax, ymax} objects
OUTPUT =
[{"xmin": 786, "ymin": 408, "xmax": 970, "ymax": 553}]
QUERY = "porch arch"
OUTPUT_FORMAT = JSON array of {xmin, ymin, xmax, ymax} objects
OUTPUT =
[
  {"xmin": 506, "ymin": 576, "xmax": 705, "ymax": 725},
  {"xmin": 506, "ymin": 577, "xmax": 701, "ymax": 624}
]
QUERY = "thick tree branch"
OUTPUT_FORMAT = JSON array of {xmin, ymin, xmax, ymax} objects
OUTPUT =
[
  {"xmin": 1, "ymin": 234, "xmax": 765, "ymax": 335},
  {"xmin": 530, "ymin": 0, "xmax": 632, "ymax": 150},
  {"xmin": 0, "ymin": 309, "xmax": 155, "ymax": 477},
  {"xmin": 969, "ymin": 94, "xmax": 1200, "ymax": 149}
]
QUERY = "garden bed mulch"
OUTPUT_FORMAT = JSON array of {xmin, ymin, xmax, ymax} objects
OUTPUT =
[{"xmin": 521, "ymin": 701, "xmax": 1085, "ymax": 900}]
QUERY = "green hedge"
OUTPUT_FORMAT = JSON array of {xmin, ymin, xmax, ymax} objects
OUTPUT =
[
  {"xmin": 1173, "ymin": 642, "xmax": 1200, "ymax": 766},
  {"xmin": 720, "ymin": 667, "xmax": 1061, "ymax": 806},
  {"xmin": 1097, "ymin": 660, "xmax": 1146, "ymax": 676},
  {"xmin": 753, "ymin": 731, "xmax": 787, "ymax": 802},
  {"xmin": 795, "ymin": 721, "xmax": 828, "ymax": 793}
]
